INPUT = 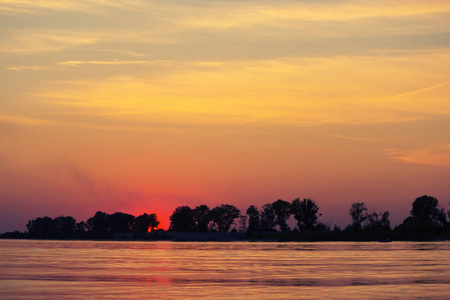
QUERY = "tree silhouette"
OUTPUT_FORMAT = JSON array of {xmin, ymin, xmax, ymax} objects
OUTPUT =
[
  {"xmin": 109, "ymin": 212, "xmax": 135, "ymax": 233},
  {"xmin": 26, "ymin": 216, "xmax": 53, "ymax": 238},
  {"xmin": 148, "ymin": 213, "xmax": 159, "ymax": 230},
  {"xmin": 52, "ymin": 216, "xmax": 76, "ymax": 237},
  {"xmin": 246, "ymin": 205, "xmax": 260, "ymax": 232},
  {"xmin": 169, "ymin": 206, "xmax": 195, "ymax": 232},
  {"xmin": 10, "ymin": 194, "xmax": 450, "ymax": 241},
  {"xmin": 290, "ymin": 198, "xmax": 320, "ymax": 230},
  {"xmin": 210, "ymin": 204, "xmax": 240, "ymax": 232},
  {"xmin": 403, "ymin": 195, "xmax": 447, "ymax": 232},
  {"xmin": 365, "ymin": 211, "xmax": 390, "ymax": 232},
  {"xmin": 238, "ymin": 215, "xmax": 248, "ymax": 233},
  {"xmin": 272, "ymin": 199, "xmax": 291, "ymax": 232},
  {"xmin": 259, "ymin": 203, "xmax": 276, "ymax": 231},
  {"xmin": 75, "ymin": 221, "xmax": 87, "ymax": 234},
  {"xmin": 25, "ymin": 216, "xmax": 77, "ymax": 239},
  {"xmin": 85, "ymin": 218, "xmax": 93, "ymax": 232},
  {"xmin": 89, "ymin": 211, "xmax": 111, "ymax": 233},
  {"xmin": 349, "ymin": 202, "xmax": 368, "ymax": 231},
  {"xmin": 133, "ymin": 213, "xmax": 159, "ymax": 232},
  {"xmin": 193, "ymin": 205, "xmax": 211, "ymax": 232}
]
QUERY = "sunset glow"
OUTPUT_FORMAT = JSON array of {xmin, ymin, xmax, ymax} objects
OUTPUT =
[{"xmin": 1, "ymin": 0, "xmax": 450, "ymax": 232}]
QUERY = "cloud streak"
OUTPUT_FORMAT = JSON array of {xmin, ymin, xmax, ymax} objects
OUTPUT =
[
  {"xmin": 387, "ymin": 146, "xmax": 450, "ymax": 168},
  {"xmin": 0, "ymin": 114, "xmax": 54, "ymax": 126},
  {"xmin": 7, "ymin": 66, "xmax": 47, "ymax": 71},
  {"xmin": 384, "ymin": 81, "xmax": 450, "ymax": 101},
  {"xmin": 0, "ymin": 0, "xmax": 145, "ymax": 15},
  {"xmin": 57, "ymin": 60, "xmax": 167, "ymax": 66},
  {"xmin": 0, "ymin": 30, "xmax": 103, "ymax": 53},
  {"xmin": 19, "ymin": 50, "xmax": 448, "ymax": 130}
]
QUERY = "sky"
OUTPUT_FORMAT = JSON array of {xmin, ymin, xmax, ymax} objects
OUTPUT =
[{"xmin": 1, "ymin": 0, "xmax": 450, "ymax": 232}]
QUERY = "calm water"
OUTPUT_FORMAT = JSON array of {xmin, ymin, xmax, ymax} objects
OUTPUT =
[{"xmin": 0, "ymin": 240, "xmax": 449, "ymax": 299}]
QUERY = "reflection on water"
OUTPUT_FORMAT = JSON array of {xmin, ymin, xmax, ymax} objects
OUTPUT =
[{"xmin": 0, "ymin": 240, "xmax": 449, "ymax": 299}]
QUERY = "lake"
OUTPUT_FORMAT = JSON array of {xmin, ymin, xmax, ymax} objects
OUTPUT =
[{"xmin": 0, "ymin": 240, "xmax": 449, "ymax": 299}]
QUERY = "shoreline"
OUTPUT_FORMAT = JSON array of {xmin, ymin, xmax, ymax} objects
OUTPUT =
[{"xmin": 2, "ymin": 230, "xmax": 449, "ymax": 242}]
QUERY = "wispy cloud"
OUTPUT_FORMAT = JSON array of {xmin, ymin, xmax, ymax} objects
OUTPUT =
[
  {"xmin": 377, "ymin": 77, "xmax": 450, "ymax": 116},
  {"xmin": 57, "ymin": 60, "xmax": 167, "ymax": 66},
  {"xmin": 0, "ymin": 30, "xmax": 103, "ymax": 53},
  {"xmin": 0, "ymin": 0, "xmax": 145, "ymax": 15},
  {"xmin": 7, "ymin": 66, "xmax": 48, "ymax": 71},
  {"xmin": 384, "ymin": 81, "xmax": 450, "ymax": 101},
  {"xmin": 370, "ymin": 48, "xmax": 450, "ymax": 54},
  {"xmin": 88, "ymin": 49, "xmax": 147, "ymax": 57},
  {"xmin": 163, "ymin": 0, "xmax": 450, "ymax": 31},
  {"xmin": 0, "ymin": 113, "xmax": 180, "ymax": 132},
  {"xmin": 0, "ymin": 1, "xmax": 79, "ymax": 15},
  {"xmin": 329, "ymin": 134, "xmax": 386, "ymax": 143},
  {"xmin": 21, "ymin": 50, "xmax": 449, "ymax": 129},
  {"xmin": 0, "ymin": 114, "xmax": 54, "ymax": 126},
  {"xmin": 387, "ymin": 146, "xmax": 450, "ymax": 168}
]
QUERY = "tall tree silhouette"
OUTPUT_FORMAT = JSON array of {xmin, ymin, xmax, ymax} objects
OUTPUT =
[
  {"xmin": 210, "ymin": 204, "xmax": 240, "ymax": 232},
  {"xmin": 259, "ymin": 203, "xmax": 276, "ymax": 231},
  {"xmin": 403, "ymin": 195, "xmax": 447, "ymax": 232},
  {"xmin": 109, "ymin": 212, "xmax": 135, "ymax": 233},
  {"xmin": 238, "ymin": 215, "xmax": 248, "ymax": 233},
  {"xmin": 89, "ymin": 211, "xmax": 111, "ymax": 233},
  {"xmin": 169, "ymin": 206, "xmax": 195, "ymax": 232},
  {"xmin": 272, "ymin": 199, "xmax": 291, "ymax": 232},
  {"xmin": 349, "ymin": 202, "xmax": 368, "ymax": 231},
  {"xmin": 193, "ymin": 205, "xmax": 211, "ymax": 232},
  {"xmin": 148, "ymin": 213, "xmax": 159, "ymax": 230},
  {"xmin": 75, "ymin": 221, "xmax": 87, "ymax": 234},
  {"xmin": 26, "ymin": 216, "xmax": 53, "ymax": 238},
  {"xmin": 133, "ymin": 213, "xmax": 159, "ymax": 232},
  {"xmin": 52, "ymin": 216, "xmax": 76, "ymax": 237},
  {"xmin": 290, "ymin": 198, "xmax": 320, "ymax": 230},
  {"xmin": 365, "ymin": 210, "xmax": 390, "ymax": 232},
  {"xmin": 246, "ymin": 205, "xmax": 260, "ymax": 232}
]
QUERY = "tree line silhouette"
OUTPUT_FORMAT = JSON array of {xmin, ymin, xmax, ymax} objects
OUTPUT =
[
  {"xmin": 1, "ymin": 212, "xmax": 159, "ymax": 240},
  {"xmin": 1, "ymin": 195, "xmax": 449, "ymax": 241}
]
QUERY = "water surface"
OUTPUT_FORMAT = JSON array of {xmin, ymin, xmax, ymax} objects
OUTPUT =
[{"xmin": 1, "ymin": 240, "xmax": 449, "ymax": 299}]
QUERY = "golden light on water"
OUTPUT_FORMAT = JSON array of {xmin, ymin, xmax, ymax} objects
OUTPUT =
[{"xmin": 1, "ymin": 241, "xmax": 449, "ymax": 298}]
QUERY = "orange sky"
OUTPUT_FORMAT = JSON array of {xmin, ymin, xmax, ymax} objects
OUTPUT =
[{"xmin": 1, "ymin": 0, "xmax": 450, "ymax": 232}]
